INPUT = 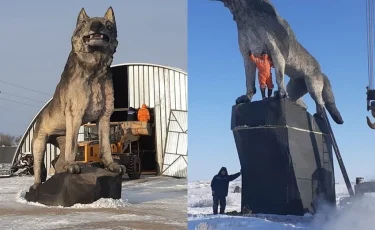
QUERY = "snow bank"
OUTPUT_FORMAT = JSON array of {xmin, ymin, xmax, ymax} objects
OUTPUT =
[
  {"xmin": 16, "ymin": 188, "xmax": 130, "ymax": 208},
  {"xmin": 188, "ymin": 181, "xmax": 375, "ymax": 230},
  {"xmin": 311, "ymin": 194, "xmax": 375, "ymax": 230},
  {"xmin": 189, "ymin": 215, "xmax": 311, "ymax": 230}
]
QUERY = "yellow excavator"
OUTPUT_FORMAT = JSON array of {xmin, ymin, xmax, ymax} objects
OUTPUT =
[{"xmin": 75, "ymin": 121, "xmax": 152, "ymax": 179}]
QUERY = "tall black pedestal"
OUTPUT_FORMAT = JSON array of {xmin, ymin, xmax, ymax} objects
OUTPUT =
[{"xmin": 231, "ymin": 98, "xmax": 336, "ymax": 215}]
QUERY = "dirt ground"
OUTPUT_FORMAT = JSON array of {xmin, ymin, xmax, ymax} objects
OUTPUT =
[{"xmin": 0, "ymin": 174, "xmax": 187, "ymax": 230}]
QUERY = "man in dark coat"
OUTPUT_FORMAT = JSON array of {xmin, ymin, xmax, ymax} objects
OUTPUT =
[{"xmin": 211, "ymin": 167, "xmax": 241, "ymax": 214}]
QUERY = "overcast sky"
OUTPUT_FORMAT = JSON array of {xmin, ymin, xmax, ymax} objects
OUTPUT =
[{"xmin": 0, "ymin": 0, "xmax": 187, "ymax": 136}]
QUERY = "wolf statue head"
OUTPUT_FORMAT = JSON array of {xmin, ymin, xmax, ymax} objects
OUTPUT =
[
  {"xmin": 71, "ymin": 7, "xmax": 118, "ymax": 57},
  {"xmin": 210, "ymin": 0, "xmax": 276, "ymax": 22}
]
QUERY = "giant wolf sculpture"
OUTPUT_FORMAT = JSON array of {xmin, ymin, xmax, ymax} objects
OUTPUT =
[
  {"xmin": 213, "ymin": 0, "xmax": 344, "ymax": 124},
  {"xmin": 30, "ymin": 7, "xmax": 125, "ymax": 190}
]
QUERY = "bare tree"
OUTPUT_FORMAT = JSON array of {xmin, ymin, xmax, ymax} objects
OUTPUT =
[
  {"xmin": 0, "ymin": 132, "xmax": 19, "ymax": 146},
  {"xmin": 14, "ymin": 135, "xmax": 22, "ymax": 146}
]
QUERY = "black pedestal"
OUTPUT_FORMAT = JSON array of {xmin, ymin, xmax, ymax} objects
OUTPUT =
[
  {"xmin": 231, "ymin": 98, "xmax": 336, "ymax": 215},
  {"xmin": 25, "ymin": 166, "xmax": 122, "ymax": 207}
]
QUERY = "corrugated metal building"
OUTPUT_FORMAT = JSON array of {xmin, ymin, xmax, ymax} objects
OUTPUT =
[{"xmin": 12, "ymin": 63, "xmax": 188, "ymax": 178}]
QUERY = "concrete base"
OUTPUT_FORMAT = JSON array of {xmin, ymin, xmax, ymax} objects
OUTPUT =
[
  {"xmin": 25, "ymin": 166, "xmax": 122, "ymax": 207},
  {"xmin": 231, "ymin": 97, "xmax": 336, "ymax": 215}
]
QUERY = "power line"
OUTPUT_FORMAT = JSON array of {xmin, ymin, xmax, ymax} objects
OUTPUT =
[
  {"xmin": 0, "ymin": 79, "xmax": 51, "ymax": 96},
  {"xmin": 0, "ymin": 91, "xmax": 45, "ymax": 104},
  {"xmin": 0, "ymin": 97, "xmax": 41, "ymax": 108}
]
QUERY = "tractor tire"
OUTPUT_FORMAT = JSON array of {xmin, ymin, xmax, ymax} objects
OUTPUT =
[{"xmin": 127, "ymin": 155, "xmax": 142, "ymax": 180}]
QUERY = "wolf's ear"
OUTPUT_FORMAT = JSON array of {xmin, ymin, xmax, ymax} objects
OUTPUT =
[
  {"xmin": 104, "ymin": 7, "xmax": 115, "ymax": 23},
  {"xmin": 77, "ymin": 8, "xmax": 89, "ymax": 25}
]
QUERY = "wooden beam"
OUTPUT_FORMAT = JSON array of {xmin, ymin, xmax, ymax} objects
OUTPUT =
[{"xmin": 114, "ymin": 108, "xmax": 129, "ymax": 112}]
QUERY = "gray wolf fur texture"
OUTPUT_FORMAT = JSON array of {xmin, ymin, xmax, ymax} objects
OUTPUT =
[
  {"xmin": 213, "ymin": 0, "xmax": 343, "ymax": 124},
  {"xmin": 30, "ymin": 7, "xmax": 125, "ymax": 190}
]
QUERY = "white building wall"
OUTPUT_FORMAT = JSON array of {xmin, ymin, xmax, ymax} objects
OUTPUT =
[
  {"xmin": 162, "ymin": 110, "xmax": 188, "ymax": 177},
  {"xmin": 126, "ymin": 64, "xmax": 188, "ymax": 177}
]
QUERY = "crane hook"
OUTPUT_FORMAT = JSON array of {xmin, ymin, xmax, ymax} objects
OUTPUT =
[{"xmin": 367, "ymin": 109, "xmax": 375, "ymax": 129}]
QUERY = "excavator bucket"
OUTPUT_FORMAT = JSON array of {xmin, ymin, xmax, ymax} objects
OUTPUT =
[{"xmin": 120, "ymin": 121, "xmax": 152, "ymax": 136}]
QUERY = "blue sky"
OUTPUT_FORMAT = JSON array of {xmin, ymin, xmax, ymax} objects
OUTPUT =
[{"xmin": 188, "ymin": 0, "xmax": 374, "ymax": 183}]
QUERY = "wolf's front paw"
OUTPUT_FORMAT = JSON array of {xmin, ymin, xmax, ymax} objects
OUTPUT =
[
  {"xmin": 278, "ymin": 88, "xmax": 287, "ymax": 98},
  {"xmin": 65, "ymin": 164, "xmax": 81, "ymax": 174},
  {"xmin": 246, "ymin": 88, "xmax": 256, "ymax": 102},
  {"xmin": 107, "ymin": 163, "xmax": 126, "ymax": 175},
  {"xmin": 246, "ymin": 94, "xmax": 254, "ymax": 102},
  {"xmin": 275, "ymin": 89, "xmax": 287, "ymax": 99},
  {"xmin": 29, "ymin": 183, "xmax": 40, "ymax": 192},
  {"xmin": 236, "ymin": 95, "xmax": 250, "ymax": 105}
]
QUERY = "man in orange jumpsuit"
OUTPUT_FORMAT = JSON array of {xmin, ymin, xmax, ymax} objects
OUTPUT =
[
  {"xmin": 137, "ymin": 104, "xmax": 151, "ymax": 122},
  {"xmin": 248, "ymin": 50, "xmax": 274, "ymax": 100}
]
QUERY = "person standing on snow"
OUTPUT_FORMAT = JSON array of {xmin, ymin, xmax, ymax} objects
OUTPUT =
[
  {"xmin": 211, "ymin": 167, "xmax": 241, "ymax": 215},
  {"xmin": 248, "ymin": 50, "xmax": 274, "ymax": 100}
]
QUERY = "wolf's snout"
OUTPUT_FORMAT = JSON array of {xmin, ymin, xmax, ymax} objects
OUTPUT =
[{"xmin": 90, "ymin": 21, "xmax": 103, "ymax": 32}]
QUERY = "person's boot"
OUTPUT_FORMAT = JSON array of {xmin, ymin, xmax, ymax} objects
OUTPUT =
[
  {"xmin": 213, "ymin": 200, "xmax": 218, "ymax": 215},
  {"xmin": 268, "ymin": 88, "xmax": 273, "ymax": 98},
  {"xmin": 261, "ymin": 88, "xmax": 266, "ymax": 100}
]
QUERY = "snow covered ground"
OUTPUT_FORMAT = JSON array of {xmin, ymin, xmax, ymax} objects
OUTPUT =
[
  {"xmin": 188, "ymin": 179, "xmax": 375, "ymax": 230},
  {"xmin": 0, "ymin": 175, "xmax": 187, "ymax": 230}
]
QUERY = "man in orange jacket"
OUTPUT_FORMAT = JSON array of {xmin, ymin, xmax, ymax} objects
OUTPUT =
[
  {"xmin": 248, "ymin": 50, "xmax": 274, "ymax": 100},
  {"xmin": 137, "ymin": 104, "xmax": 150, "ymax": 122}
]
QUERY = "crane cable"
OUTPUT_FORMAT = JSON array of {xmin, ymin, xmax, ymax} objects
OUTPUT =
[{"xmin": 367, "ymin": 0, "xmax": 374, "ymax": 90}]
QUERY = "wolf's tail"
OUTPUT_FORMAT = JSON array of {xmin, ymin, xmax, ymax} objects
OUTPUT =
[{"xmin": 322, "ymin": 73, "xmax": 344, "ymax": 124}]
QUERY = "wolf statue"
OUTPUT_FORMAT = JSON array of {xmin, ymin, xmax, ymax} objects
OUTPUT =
[
  {"xmin": 213, "ymin": 0, "xmax": 344, "ymax": 124},
  {"xmin": 30, "ymin": 7, "xmax": 125, "ymax": 191}
]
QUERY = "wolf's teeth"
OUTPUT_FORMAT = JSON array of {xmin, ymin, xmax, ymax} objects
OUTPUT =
[
  {"xmin": 100, "ymin": 35, "xmax": 104, "ymax": 38},
  {"xmin": 89, "ymin": 35, "xmax": 94, "ymax": 39}
]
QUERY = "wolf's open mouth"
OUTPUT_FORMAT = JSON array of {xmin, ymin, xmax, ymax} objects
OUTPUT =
[{"xmin": 83, "ymin": 33, "xmax": 109, "ymax": 44}]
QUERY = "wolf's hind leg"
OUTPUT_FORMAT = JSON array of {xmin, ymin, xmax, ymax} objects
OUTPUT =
[
  {"xmin": 30, "ymin": 132, "xmax": 47, "ymax": 190},
  {"xmin": 304, "ymin": 74, "xmax": 325, "ymax": 118},
  {"xmin": 286, "ymin": 78, "xmax": 308, "ymax": 110}
]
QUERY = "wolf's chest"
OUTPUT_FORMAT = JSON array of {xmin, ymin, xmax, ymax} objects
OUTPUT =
[
  {"xmin": 83, "ymin": 85, "xmax": 106, "ymax": 121},
  {"xmin": 238, "ymin": 29, "xmax": 266, "ymax": 53}
]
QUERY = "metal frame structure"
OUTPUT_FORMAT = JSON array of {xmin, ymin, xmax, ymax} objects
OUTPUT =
[{"xmin": 162, "ymin": 110, "xmax": 188, "ymax": 178}]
